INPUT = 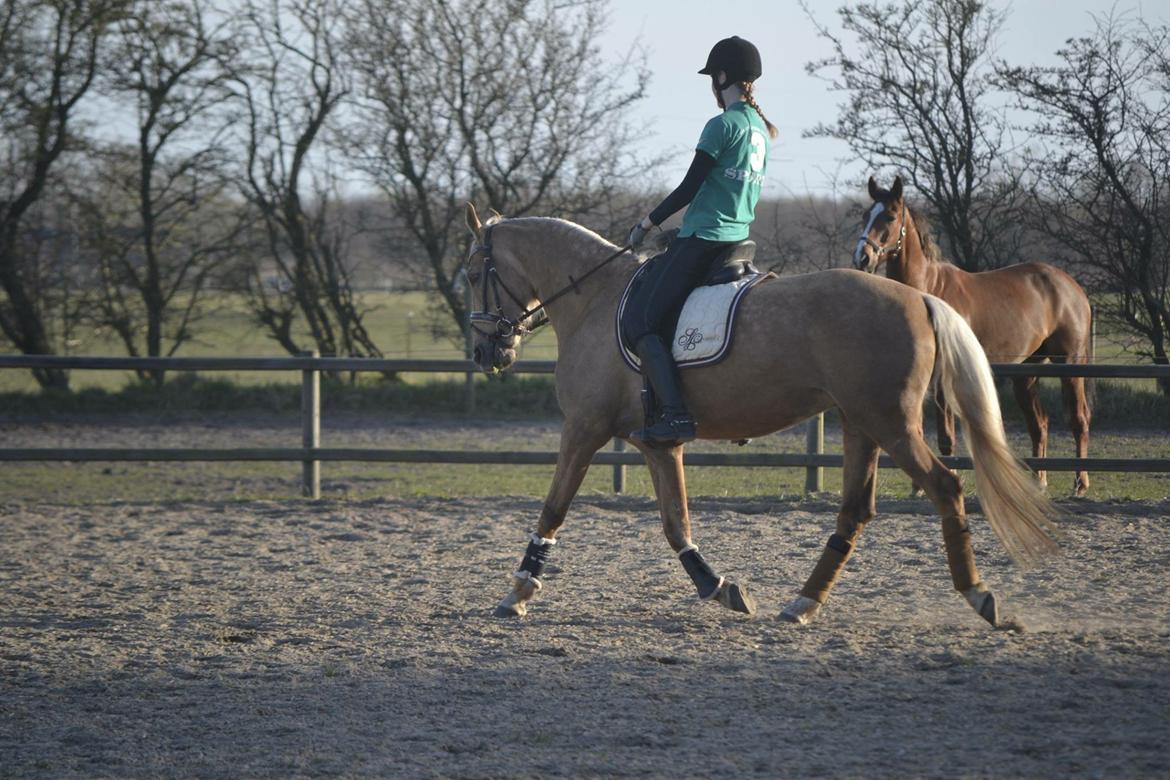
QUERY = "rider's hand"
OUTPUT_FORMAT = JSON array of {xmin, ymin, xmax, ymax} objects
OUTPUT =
[{"xmin": 628, "ymin": 217, "xmax": 652, "ymax": 249}]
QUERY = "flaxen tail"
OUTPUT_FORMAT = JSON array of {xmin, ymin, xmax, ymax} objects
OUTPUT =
[{"xmin": 924, "ymin": 295, "xmax": 1061, "ymax": 566}]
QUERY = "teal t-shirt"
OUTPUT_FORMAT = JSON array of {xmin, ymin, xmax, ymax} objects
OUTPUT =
[{"xmin": 679, "ymin": 102, "xmax": 769, "ymax": 242}]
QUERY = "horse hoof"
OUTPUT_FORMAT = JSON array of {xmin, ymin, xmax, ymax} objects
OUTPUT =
[
  {"xmin": 492, "ymin": 600, "xmax": 528, "ymax": 619},
  {"xmin": 963, "ymin": 585, "xmax": 999, "ymax": 627},
  {"xmin": 779, "ymin": 596, "xmax": 821, "ymax": 625},
  {"xmin": 716, "ymin": 581, "xmax": 757, "ymax": 616}
]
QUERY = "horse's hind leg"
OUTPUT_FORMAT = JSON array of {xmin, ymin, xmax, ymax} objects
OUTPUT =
[
  {"xmin": 782, "ymin": 422, "xmax": 878, "ymax": 624},
  {"xmin": 1012, "ymin": 374, "xmax": 1049, "ymax": 488},
  {"xmin": 1060, "ymin": 375, "xmax": 1091, "ymax": 496},
  {"xmin": 911, "ymin": 389, "xmax": 956, "ymax": 497},
  {"xmin": 883, "ymin": 431, "xmax": 1000, "ymax": 626},
  {"xmin": 494, "ymin": 420, "xmax": 609, "ymax": 618},
  {"xmin": 638, "ymin": 443, "xmax": 756, "ymax": 616}
]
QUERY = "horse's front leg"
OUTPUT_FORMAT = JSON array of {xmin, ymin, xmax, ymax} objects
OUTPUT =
[
  {"xmin": 637, "ymin": 443, "xmax": 756, "ymax": 616},
  {"xmin": 1061, "ymin": 375, "xmax": 1091, "ymax": 496},
  {"xmin": 1013, "ymin": 375, "xmax": 1049, "ymax": 488},
  {"xmin": 494, "ymin": 421, "xmax": 610, "ymax": 618}
]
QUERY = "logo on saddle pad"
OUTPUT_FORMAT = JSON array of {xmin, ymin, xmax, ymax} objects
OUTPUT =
[
  {"xmin": 616, "ymin": 266, "xmax": 771, "ymax": 372},
  {"xmin": 678, "ymin": 328, "xmax": 704, "ymax": 352}
]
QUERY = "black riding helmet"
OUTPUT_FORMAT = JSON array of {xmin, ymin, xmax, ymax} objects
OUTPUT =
[{"xmin": 698, "ymin": 36, "xmax": 762, "ymax": 90}]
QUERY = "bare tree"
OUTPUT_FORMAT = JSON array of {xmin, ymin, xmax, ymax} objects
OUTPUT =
[
  {"xmin": 998, "ymin": 14, "xmax": 1170, "ymax": 394},
  {"xmin": 341, "ymin": 0, "xmax": 649, "ymax": 336},
  {"xmin": 804, "ymin": 0, "xmax": 1024, "ymax": 271},
  {"xmin": 760, "ymin": 167, "xmax": 864, "ymax": 274},
  {"xmin": 73, "ymin": 0, "xmax": 244, "ymax": 385},
  {"xmin": 0, "ymin": 0, "xmax": 127, "ymax": 388},
  {"xmin": 229, "ymin": 0, "xmax": 384, "ymax": 362}
]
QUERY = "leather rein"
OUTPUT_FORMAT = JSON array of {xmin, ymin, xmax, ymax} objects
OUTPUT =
[{"xmin": 468, "ymin": 222, "xmax": 633, "ymax": 340}]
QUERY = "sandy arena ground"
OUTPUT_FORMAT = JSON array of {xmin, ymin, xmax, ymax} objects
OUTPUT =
[{"xmin": 2, "ymin": 489, "xmax": 1169, "ymax": 778}]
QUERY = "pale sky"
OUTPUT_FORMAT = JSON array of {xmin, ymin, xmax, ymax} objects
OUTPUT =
[{"xmin": 604, "ymin": 0, "xmax": 1164, "ymax": 195}]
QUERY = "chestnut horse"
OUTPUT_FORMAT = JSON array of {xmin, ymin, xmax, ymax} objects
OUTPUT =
[
  {"xmin": 464, "ymin": 205, "xmax": 1057, "ymax": 627},
  {"xmin": 855, "ymin": 177, "xmax": 1093, "ymax": 496}
]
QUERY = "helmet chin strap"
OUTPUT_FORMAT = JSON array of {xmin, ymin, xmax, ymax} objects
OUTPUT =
[
  {"xmin": 713, "ymin": 77, "xmax": 742, "ymax": 110},
  {"xmin": 713, "ymin": 75, "xmax": 732, "ymax": 108}
]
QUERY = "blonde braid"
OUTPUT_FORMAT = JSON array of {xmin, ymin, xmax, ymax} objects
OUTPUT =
[{"xmin": 740, "ymin": 81, "xmax": 779, "ymax": 140}]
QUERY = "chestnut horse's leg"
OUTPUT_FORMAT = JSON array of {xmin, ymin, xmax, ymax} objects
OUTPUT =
[
  {"xmin": 493, "ymin": 420, "xmax": 610, "ymax": 618},
  {"xmin": 935, "ymin": 388, "xmax": 957, "ymax": 459},
  {"xmin": 1012, "ymin": 374, "xmax": 1049, "ymax": 488},
  {"xmin": 882, "ymin": 430, "xmax": 1001, "ymax": 626},
  {"xmin": 1059, "ymin": 375, "xmax": 1091, "ymax": 496},
  {"xmin": 636, "ymin": 442, "xmax": 757, "ymax": 616},
  {"xmin": 782, "ymin": 423, "xmax": 879, "ymax": 624}
]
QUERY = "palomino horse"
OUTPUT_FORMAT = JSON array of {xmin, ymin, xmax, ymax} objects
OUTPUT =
[
  {"xmin": 856, "ymin": 177, "xmax": 1093, "ymax": 496},
  {"xmin": 464, "ymin": 204, "xmax": 1058, "ymax": 627}
]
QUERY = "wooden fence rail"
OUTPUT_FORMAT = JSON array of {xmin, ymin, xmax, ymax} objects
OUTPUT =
[{"xmin": 1, "ymin": 354, "xmax": 1167, "ymax": 499}]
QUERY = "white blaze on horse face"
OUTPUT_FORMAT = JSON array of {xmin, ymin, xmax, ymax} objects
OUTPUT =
[{"xmin": 854, "ymin": 202, "xmax": 885, "ymax": 268}]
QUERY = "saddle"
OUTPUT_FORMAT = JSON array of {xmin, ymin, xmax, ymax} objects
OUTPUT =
[
  {"xmin": 702, "ymin": 240, "xmax": 760, "ymax": 286},
  {"xmin": 616, "ymin": 240, "xmax": 772, "ymax": 371}
]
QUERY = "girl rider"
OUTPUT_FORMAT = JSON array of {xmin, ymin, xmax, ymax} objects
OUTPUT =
[{"xmin": 621, "ymin": 35, "xmax": 778, "ymax": 447}]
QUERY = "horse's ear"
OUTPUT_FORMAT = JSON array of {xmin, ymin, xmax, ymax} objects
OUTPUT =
[
  {"xmin": 465, "ymin": 202, "xmax": 483, "ymax": 240},
  {"xmin": 867, "ymin": 175, "xmax": 881, "ymax": 201},
  {"xmin": 488, "ymin": 207, "xmax": 503, "ymax": 222},
  {"xmin": 891, "ymin": 176, "xmax": 904, "ymax": 201}
]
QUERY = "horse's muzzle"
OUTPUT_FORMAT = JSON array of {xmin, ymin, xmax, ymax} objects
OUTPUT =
[
  {"xmin": 473, "ymin": 342, "xmax": 517, "ymax": 373},
  {"xmin": 853, "ymin": 247, "xmax": 878, "ymax": 273}
]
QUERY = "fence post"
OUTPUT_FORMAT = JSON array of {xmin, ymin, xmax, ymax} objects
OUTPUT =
[
  {"xmin": 462, "ymin": 272, "xmax": 476, "ymax": 415},
  {"xmin": 804, "ymin": 412, "xmax": 824, "ymax": 494},
  {"xmin": 612, "ymin": 437, "xmax": 626, "ymax": 494},
  {"xmin": 301, "ymin": 350, "xmax": 320, "ymax": 499}
]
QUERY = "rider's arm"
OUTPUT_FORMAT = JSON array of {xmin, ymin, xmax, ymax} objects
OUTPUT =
[{"xmin": 641, "ymin": 150, "xmax": 717, "ymax": 228}]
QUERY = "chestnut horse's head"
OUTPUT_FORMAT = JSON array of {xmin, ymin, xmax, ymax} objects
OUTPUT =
[
  {"xmin": 854, "ymin": 175, "xmax": 908, "ymax": 273},
  {"xmin": 463, "ymin": 203, "xmax": 539, "ymax": 373}
]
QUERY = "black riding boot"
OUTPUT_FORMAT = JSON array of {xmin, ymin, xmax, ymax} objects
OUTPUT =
[{"xmin": 632, "ymin": 334, "xmax": 696, "ymax": 447}]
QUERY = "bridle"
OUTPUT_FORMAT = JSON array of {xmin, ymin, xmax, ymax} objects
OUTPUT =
[
  {"xmin": 468, "ymin": 224, "xmax": 543, "ymax": 341},
  {"xmin": 467, "ymin": 221, "xmax": 632, "ymax": 342},
  {"xmin": 853, "ymin": 201, "xmax": 907, "ymax": 270}
]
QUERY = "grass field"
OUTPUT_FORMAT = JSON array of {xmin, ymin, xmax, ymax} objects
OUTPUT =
[{"xmin": 0, "ymin": 291, "xmax": 561, "ymax": 393}]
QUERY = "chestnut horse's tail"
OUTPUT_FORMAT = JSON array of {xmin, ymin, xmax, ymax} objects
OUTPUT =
[{"xmin": 924, "ymin": 294, "xmax": 1061, "ymax": 567}]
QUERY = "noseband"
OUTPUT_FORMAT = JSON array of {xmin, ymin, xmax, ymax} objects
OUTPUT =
[{"xmin": 853, "ymin": 202, "xmax": 907, "ymax": 269}]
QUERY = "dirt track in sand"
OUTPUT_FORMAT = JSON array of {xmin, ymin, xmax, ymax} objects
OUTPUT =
[{"xmin": 2, "ymin": 494, "xmax": 1168, "ymax": 778}]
